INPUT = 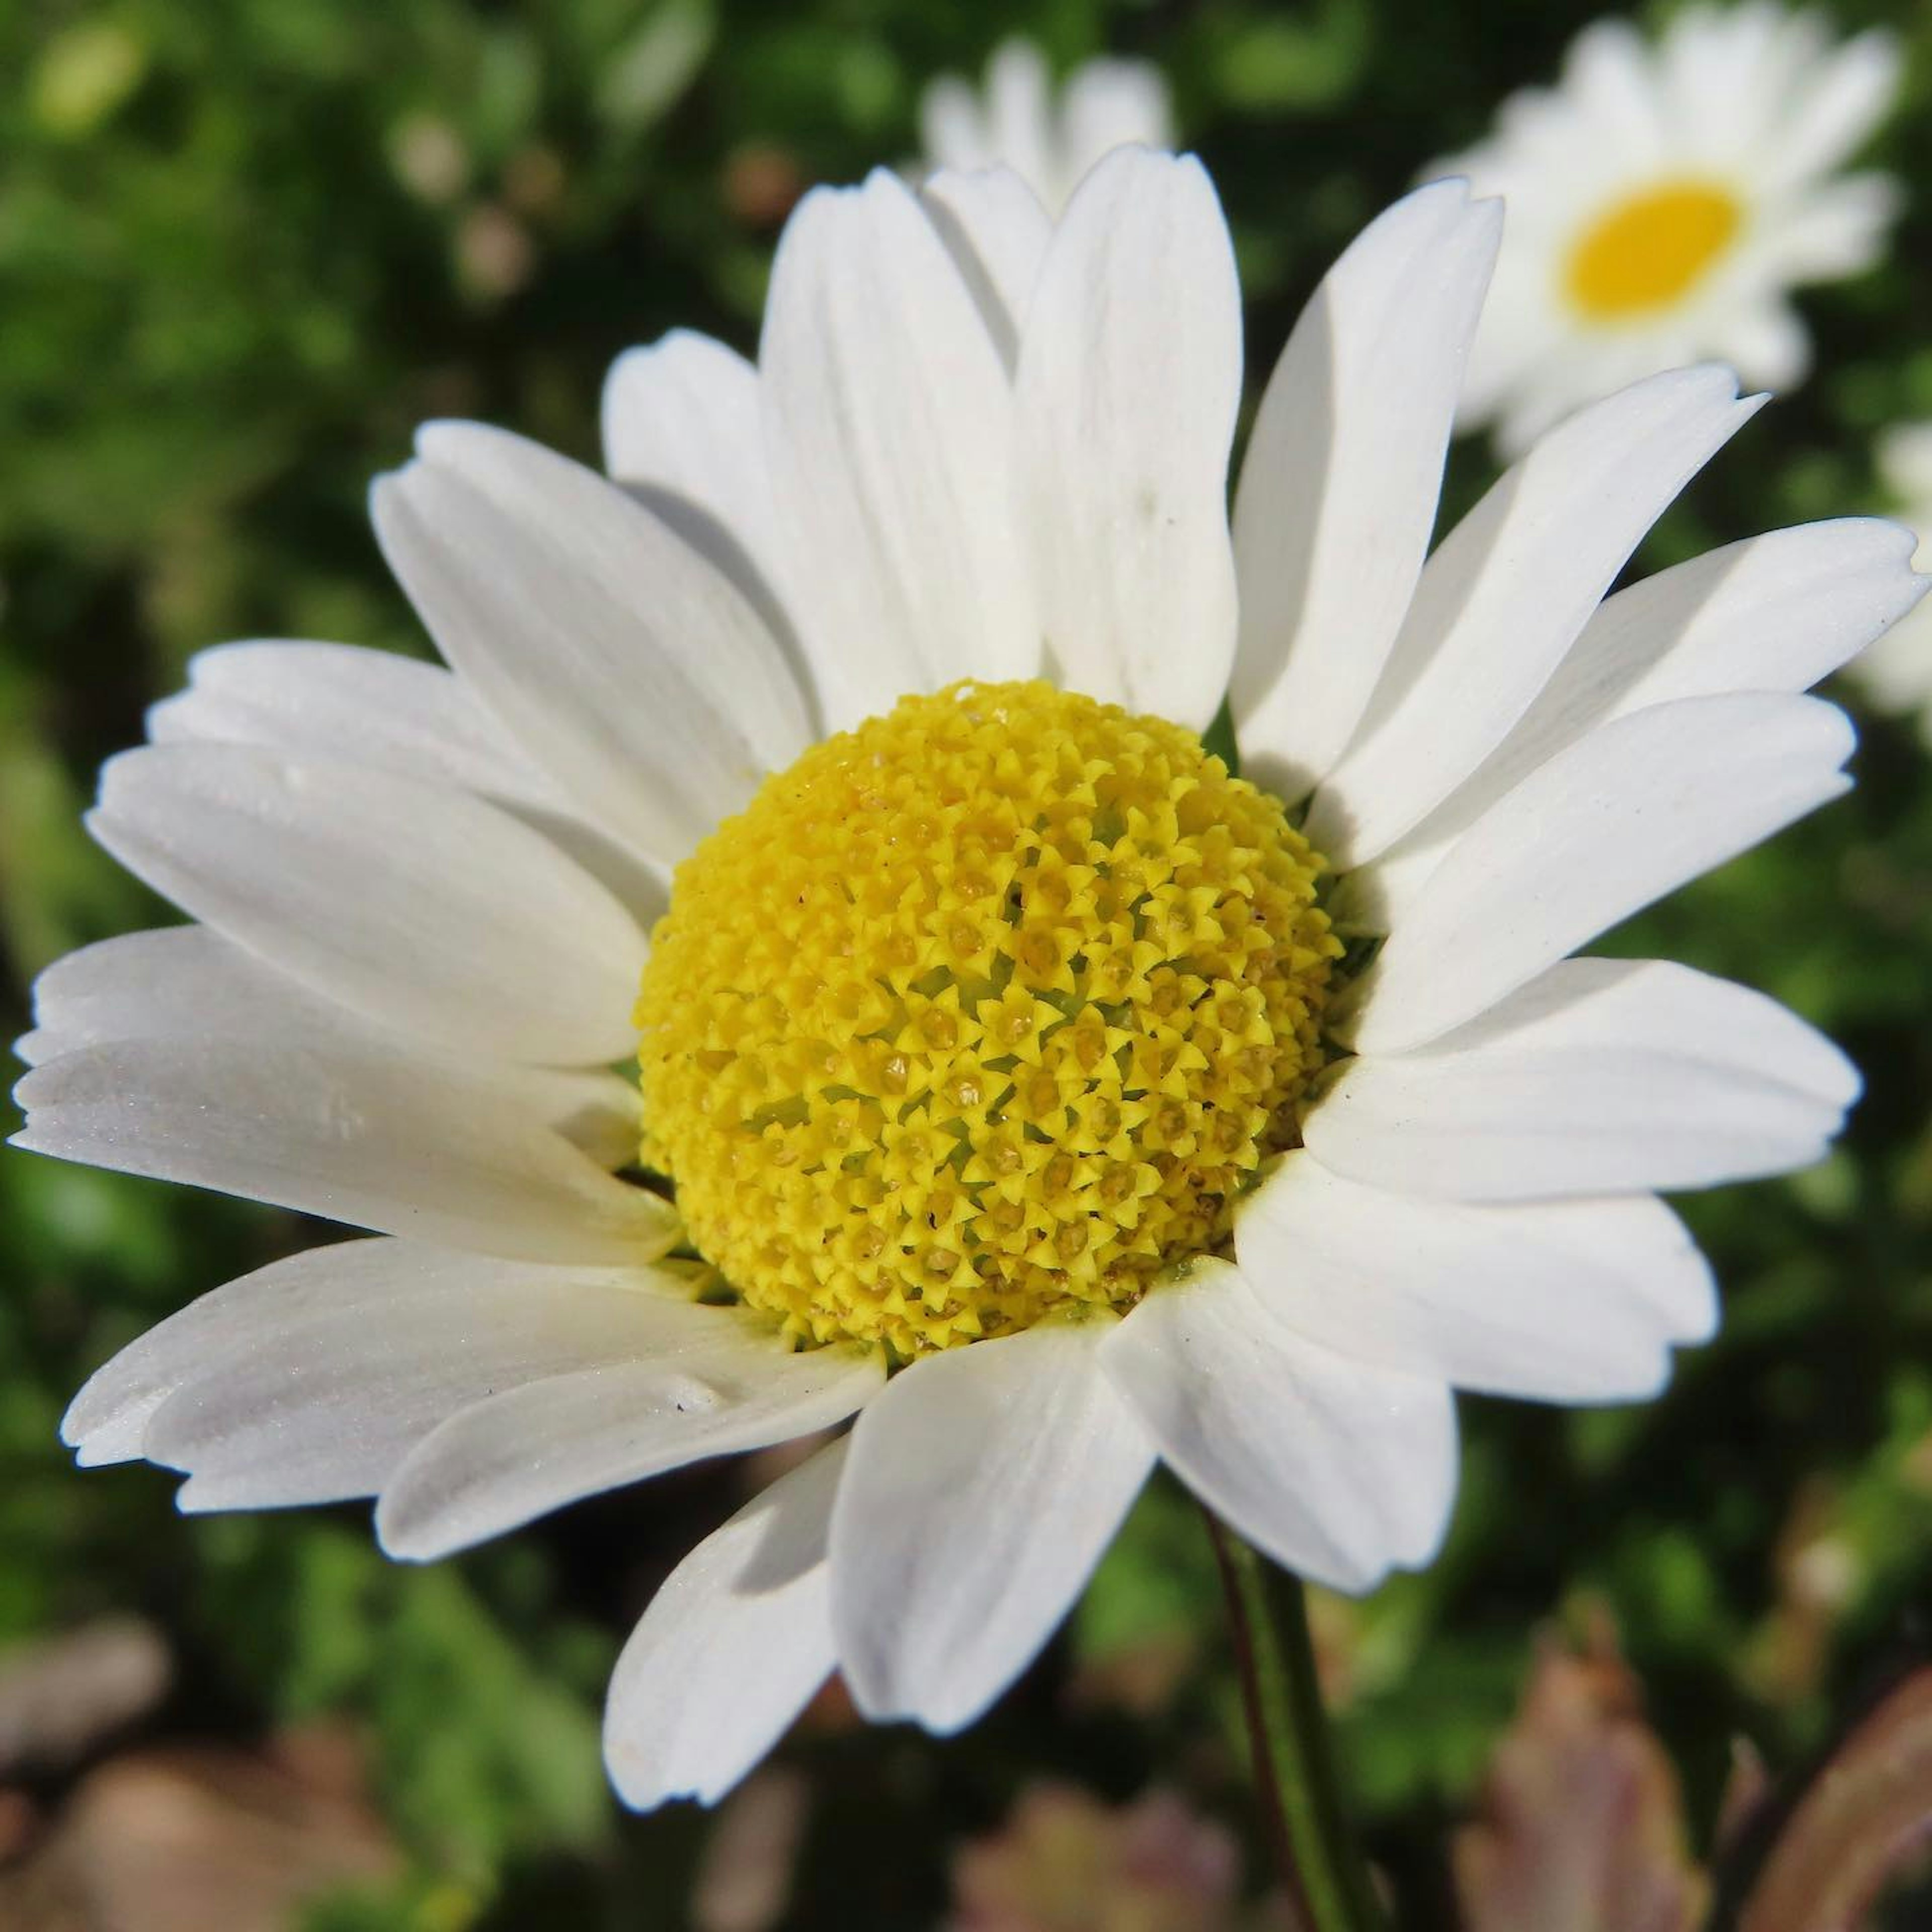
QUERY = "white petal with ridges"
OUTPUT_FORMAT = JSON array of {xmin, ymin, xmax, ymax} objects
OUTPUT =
[
  {"xmin": 372, "ymin": 423, "xmax": 812, "ymax": 865},
  {"xmin": 147, "ymin": 641, "xmax": 558, "ymax": 806},
  {"xmin": 601, "ymin": 331, "xmax": 775, "ymax": 560},
  {"xmin": 12, "ymin": 1037, "xmax": 674, "ymax": 1262},
  {"xmin": 1231, "ymin": 182, "xmax": 1501, "ymax": 799},
  {"xmin": 16, "ymin": 926, "xmax": 640, "ymax": 1170},
  {"xmin": 1312, "ymin": 957, "xmax": 1857, "ymax": 1199},
  {"xmin": 917, "ymin": 167, "xmax": 1052, "ymax": 372},
  {"xmin": 1237, "ymin": 1156, "xmax": 1714, "ymax": 1401},
  {"xmin": 1100, "ymin": 1262, "xmax": 1457, "ymax": 1592},
  {"xmin": 760, "ymin": 169, "xmax": 1037, "ymax": 726},
  {"xmin": 89, "ymin": 744, "xmax": 647, "ymax": 1066},
  {"xmin": 376, "ymin": 1338, "xmax": 880, "ymax": 1562},
  {"xmin": 106, "ymin": 1248, "xmax": 723, "ymax": 1508},
  {"xmin": 1013, "ymin": 148, "xmax": 1241, "ymax": 729},
  {"xmin": 1338, "ymin": 692, "xmax": 1856, "ymax": 1054},
  {"xmin": 1307, "ymin": 367, "xmax": 1763, "ymax": 866},
  {"xmin": 830, "ymin": 1317, "xmax": 1154, "ymax": 1732},
  {"xmin": 1359, "ymin": 518, "xmax": 1924, "ymax": 923},
  {"xmin": 60, "ymin": 1239, "xmax": 701, "ymax": 1472},
  {"xmin": 605, "ymin": 1440, "xmax": 845, "ymax": 1809}
]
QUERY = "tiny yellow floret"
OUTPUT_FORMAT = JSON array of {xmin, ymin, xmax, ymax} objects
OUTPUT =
[
  {"xmin": 637, "ymin": 681, "xmax": 1340, "ymax": 1358},
  {"xmin": 1565, "ymin": 179, "xmax": 1742, "ymax": 319}
]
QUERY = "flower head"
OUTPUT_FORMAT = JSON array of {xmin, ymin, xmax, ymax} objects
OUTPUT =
[
  {"xmin": 919, "ymin": 38, "xmax": 1173, "ymax": 215},
  {"xmin": 14, "ymin": 150, "xmax": 1924, "ymax": 1810},
  {"xmin": 1432, "ymin": 3, "xmax": 1900, "ymax": 455}
]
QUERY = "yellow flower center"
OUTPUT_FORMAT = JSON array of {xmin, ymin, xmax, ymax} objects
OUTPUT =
[
  {"xmin": 636, "ymin": 681, "xmax": 1341, "ymax": 1359},
  {"xmin": 1564, "ymin": 180, "xmax": 1742, "ymax": 320}
]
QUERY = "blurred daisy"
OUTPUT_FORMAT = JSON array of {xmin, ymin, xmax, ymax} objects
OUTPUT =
[
  {"xmin": 919, "ymin": 38, "xmax": 1172, "ymax": 213},
  {"xmin": 1848, "ymin": 423, "xmax": 1932, "ymax": 743},
  {"xmin": 1433, "ymin": 4, "xmax": 1900, "ymax": 455},
  {"xmin": 15, "ymin": 154, "xmax": 1922, "ymax": 1811}
]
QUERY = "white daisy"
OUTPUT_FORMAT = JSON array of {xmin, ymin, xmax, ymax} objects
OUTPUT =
[
  {"xmin": 14, "ymin": 155, "xmax": 1923, "ymax": 1811},
  {"xmin": 1431, "ymin": 3, "xmax": 1900, "ymax": 456},
  {"xmin": 1848, "ymin": 422, "xmax": 1932, "ymax": 743},
  {"xmin": 919, "ymin": 38, "xmax": 1172, "ymax": 214}
]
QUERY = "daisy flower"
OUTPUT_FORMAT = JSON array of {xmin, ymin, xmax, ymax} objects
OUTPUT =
[
  {"xmin": 919, "ymin": 38, "xmax": 1172, "ymax": 214},
  {"xmin": 13, "ymin": 152, "xmax": 1923, "ymax": 1810},
  {"xmin": 1431, "ymin": 3, "xmax": 1900, "ymax": 455},
  {"xmin": 1847, "ymin": 422, "xmax": 1932, "ymax": 744}
]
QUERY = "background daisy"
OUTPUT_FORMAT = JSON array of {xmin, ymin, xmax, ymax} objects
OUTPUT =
[
  {"xmin": 918, "ymin": 38, "xmax": 1173, "ymax": 213},
  {"xmin": 1433, "ymin": 3, "xmax": 1901, "ymax": 454}
]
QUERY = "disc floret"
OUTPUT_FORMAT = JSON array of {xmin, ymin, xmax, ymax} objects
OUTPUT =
[{"xmin": 637, "ymin": 681, "xmax": 1341, "ymax": 1357}]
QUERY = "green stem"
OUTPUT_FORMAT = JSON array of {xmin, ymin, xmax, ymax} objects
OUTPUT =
[{"xmin": 1205, "ymin": 1511, "xmax": 1385, "ymax": 1932}]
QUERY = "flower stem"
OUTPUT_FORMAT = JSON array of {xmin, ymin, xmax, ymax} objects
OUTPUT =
[{"xmin": 1205, "ymin": 1511, "xmax": 1385, "ymax": 1932}]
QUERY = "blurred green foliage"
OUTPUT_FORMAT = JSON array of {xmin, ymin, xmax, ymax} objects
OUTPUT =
[{"xmin": 5, "ymin": 0, "xmax": 1932, "ymax": 1925}]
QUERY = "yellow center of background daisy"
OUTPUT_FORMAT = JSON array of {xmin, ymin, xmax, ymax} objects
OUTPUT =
[
  {"xmin": 1565, "ymin": 179, "xmax": 1742, "ymax": 319},
  {"xmin": 636, "ymin": 681, "xmax": 1340, "ymax": 1359}
]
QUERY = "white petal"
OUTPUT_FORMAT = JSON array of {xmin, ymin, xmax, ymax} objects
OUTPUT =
[
  {"xmin": 144, "ymin": 644, "xmax": 673, "ymax": 940},
  {"xmin": 1057, "ymin": 59, "xmax": 1175, "ymax": 187},
  {"xmin": 376, "ymin": 1336, "xmax": 880, "ymax": 1561},
  {"xmin": 760, "ymin": 169, "xmax": 1036, "ymax": 727},
  {"xmin": 917, "ymin": 167, "xmax": 1052, "ymax": 372},
  {"xmin": 61, "ymin": 1238, "xmax": 699, "ymax": 1472},
  {"xmin": 146, "ymin": 641, "xmax": 558, "ymax": 806},
  {"xmin": 597, "ymin": 332, "xmax": 816, "ymax": 728},
  {"xmin": 980, "ymin": 40, "xmax": 1057, "ymax": 201},
  {"xmin": 1306, "ymin": 367, "xmax": 1764, "ymax": 867},
  {"xmin": 372, "ymin": 423, "xmax": 813, "ymax": 865},
  {"xmin": 1100, "ymin": 1262, "xmax": 1457, "ymax": 1593},
  {"xmin": 16, "ymin": 926, "xmax": 641, "ymax": 1169},
  {"xmin": 79, "ymin": 1241, "xmax": 718, "ymax": 1507},
  {"xmin": 19, "ymin": 926, "xmax": 323, "ymax": 1068},
  {"xmin": 1314, "ymin": 957, "xmax": 1858, "ymax": 1200},
  {"xmin": 89, "ymin": 744, "xmax": 647, "ymax": 1066},
  {"xmin": 919, "ymin": 73, "xmax": 998, "ymax": 178},
  {"xmin": 829, "ymin": 1318, "xmax": 1154, "ymax": 1733},
  {"xmin": 1338, "ymin": 692, "xmax": 1856, "ymax": 1054},
  {"xmin": 1769, "ymin": 29, "xmax": 1900, "ymax": 188},
  {"xmin": 1230, "ymin": 182, "xmax": 1501, "ymax": 799},
  {"xmin": 1012, "ymin": 147, "xmax": 1241, "ymax": 729},
  {"xmin": 1237, "ymin": 1157, "xmax": 1714, "ymax": 1402},
  {"xmin": 601, "ymin": 331, "xmax": 777, "ymax": 565},
  {"xmin": 1719, "ymin": 299, "xmax": 1811, "ymax": 394},
  {"xmin": 1360, "ymin": 518, "xmax": 1924, "ymax": 922},
  {"xmin": 605, "ymin": 1440, "xmax": 845, "ymax": 1809},
  {"xmin": 12, "ymin": 1036, "xmax": 674, "ymax": 1262}
]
